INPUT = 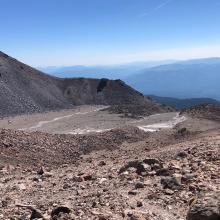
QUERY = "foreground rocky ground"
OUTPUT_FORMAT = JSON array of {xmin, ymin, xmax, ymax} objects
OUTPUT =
[{"xmin": 0, "ymin": 124, "xmax": 219, "ymax": 220}]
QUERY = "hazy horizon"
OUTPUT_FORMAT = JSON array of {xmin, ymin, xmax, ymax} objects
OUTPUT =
[
  {"xmin": 37, "ymin": 56, "xmax": 220, "ymax": 68},
  {"xmin": 1, "ymin": 0, "xmax": 220, "ymax": 66}
]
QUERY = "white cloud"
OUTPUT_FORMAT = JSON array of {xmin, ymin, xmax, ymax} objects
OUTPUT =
[
  {"xmin": 139, "ymin": 0, "xmax": 173, "ymax": 17},
  {"xmin": 154, "ymin": 0, "xmax": 173, "ymax": 10}
]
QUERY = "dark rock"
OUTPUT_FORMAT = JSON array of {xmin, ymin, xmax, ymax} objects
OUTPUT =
[
  {"xmin": 161, "ymin": 176, "xmax": 181, "ymax": 190},
  {"xmin": 51, "ymin": 206, "xmax": 71, "ymax": 218},
  {"xmin": 97, "ymin": 78, "xmax": 109, "ymax": 93},
  {"xmin": 176, "ymin": 151, "xmax": 188, "ymax": 159},
  {"xmin": 182, "ymin": 174, "xmax": 197, "ymax": 182},
  {"xmin": 128, "ymin": 190, "xmax": 138, "ymax": 195},
  {"xmin": 187, "ymin": 192, "xmax": 220, "ymax": 220},
  {"xmin": 177, "ymin": 127, "xmax": 188, "ymax": 136},
  {"xmin": 63, "ymin": 183, "xmax": 71, "ymax": 189},
  {"xmin": 118, "ymin": 160, "xmax": 139, "ymax": 174},
  {"xmin": 137, "ymin": 201, "xmax": 143, "ymax": 207},
  {"xmin": 72, "ymin": 175, "xmax": 84, "ymax": 182},
  {"xmin": 156, "ymin": 168, "xmax": 172, "ymax": 176},
  {"xmin": 30, "ymin": 209, "xmax": 43, "ymax": 219},
  {"xmin": 84, "ymin": 174, "xmax": 96, "ymax": 181},
  {"xmin": 98, "ymin": 161, "xmax": 106, "ymax": 166},
  {"xmin": 135, "ymin": 182, "xmax": 145, "ymax": 189},
  {"xmin": 1, "ymin": 200, "xmax": 8, "ymax": 207},
  {"xmin": 136, "ymin": 162, "xmax": 150, "ymax": 175},
  {"xmin": 2, "ymin": 141, "xmax": 12, "ymax": 148},
  {"xmin": 98, "ymin": 215, "xmax": 109, "ymax": 220},
  {"xmin": 37, "ymin": 166, "xmax": 44, "ymax": 175},
  {"xmin": 119, "ymin": 160, "xmax": 153, "ymax": 175},
  {"xmin": 143, "ymin": 158, "xmax": 161, "ymax": 166}
]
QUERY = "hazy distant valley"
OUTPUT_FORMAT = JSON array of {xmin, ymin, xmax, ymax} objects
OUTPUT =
[{"xmin": 40, "ymin": 57, "xmax": 220, "ymax": 101}]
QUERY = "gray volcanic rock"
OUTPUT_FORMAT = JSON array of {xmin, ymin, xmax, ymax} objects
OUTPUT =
[
  {"xmin": 0, "ymin": 51, "xmax": 71, "ymax": 116},
  {"xmin": 187, "ymin": 192, "xmax": 220, "ymax": 220},
  {"xmin": 0, "ymin": 51, "xmax": 151, "ymax": 117},
  {"xmin": 59, "ymin": 77, "xmax": 145, "ymax": 106}
]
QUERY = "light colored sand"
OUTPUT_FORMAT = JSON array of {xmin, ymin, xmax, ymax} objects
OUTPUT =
[
  {"xmin": 0, "ymin": 106, "xmax": 187, "ymax": 134},
  {"xmin": 137, "ymin": 113, "xmax": 186, "ymax": 132}
]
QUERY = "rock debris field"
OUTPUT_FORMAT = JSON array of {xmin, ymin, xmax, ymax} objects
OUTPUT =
[{"xmin": 0, "ymin": 106, "xmax": 220, "ymax": 220}]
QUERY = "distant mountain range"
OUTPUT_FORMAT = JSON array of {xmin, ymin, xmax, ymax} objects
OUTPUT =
[
  {"xmin": 126, "ymin": 58, "xmax": 220, "ymax": 100},
  {"xmin": 39, "ymin": 57, "xmax": 220, "ymax": 101},
  {"xmin": 38, "ymin": 60, "xmax": 176, "ymax": 79},
  {"xmin": 149, "ymin": 95, "xmax": 219, "ymax": 110}
]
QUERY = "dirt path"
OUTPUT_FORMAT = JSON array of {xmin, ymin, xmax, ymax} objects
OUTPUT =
[{"xmin": 22, "ymin": 106, "xmax": 108, "ymax": 131}]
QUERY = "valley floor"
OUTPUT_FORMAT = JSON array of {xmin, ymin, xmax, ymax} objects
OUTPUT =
[
  {"xmin": 0, "ymin": 105, "xmax": 183, "ymax": 134},
  {"xmin": 0, "ymin": 106, "xmax": 219, "ymax": 220}
]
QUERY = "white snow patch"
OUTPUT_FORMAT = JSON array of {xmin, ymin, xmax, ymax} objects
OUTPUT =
[
  {"xmin": 68, "ymin": 128, "xmax": 112, "ymax": 135},
  {"xmin": 138, "ymin": 113, "xmax": 186, "ymax": 132}
]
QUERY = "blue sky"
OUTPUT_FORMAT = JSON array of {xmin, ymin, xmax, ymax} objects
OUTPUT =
[{"xmin": 0, "ymin": 0, "xmax": 220, "ymax": 66}]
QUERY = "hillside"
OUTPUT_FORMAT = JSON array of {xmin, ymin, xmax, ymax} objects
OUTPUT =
[
  {"xmin": 149, "ymin": 95, "xmax": 219, "ymax": 110},
  {"xmin": 0, "ymin": 51, "xmax": 152, "ymax": 117},
  {"xmin": 103, "ymin": 102, "xmax": 174, "ymax": 119},
  {"xmin": 125, "ymin": 58, "xmax": 220, "ymax": 100},
  {"xmin": 181, "ymin": 103, "xmax": 220, "ymax": 121},
  {"xmin": 0, "ymin": 52, "xmax": 70, "ymax": 116}
]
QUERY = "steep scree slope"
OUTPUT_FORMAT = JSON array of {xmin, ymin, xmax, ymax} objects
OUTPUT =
[{"xmin": 0, "ymin": 51, "xmax": 149, "ymax": 116}]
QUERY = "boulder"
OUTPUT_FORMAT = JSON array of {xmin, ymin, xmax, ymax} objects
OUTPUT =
[
  {"xmin": 135, "ymin": 182, "xmax": 145, "ymax": 189},
  {"xmin": 30, "ymin": 209, "xmax": 44, "ymax": 220},
  {"xmin": 187, "ymin": 192, "xmax": 220, "ymax": 220},
  {"xmin": 143, "ymin": 158, "xmax": 161, "ymax": 166},
  {"xmin": 161, "ymin": 176, "xmax": 181, "ymax": 190},
  {"xmin": 51, "ymin": 206, "xmax": 71, "ymax": 218},
  {"xmin": 176, "ymin": 151, "xmax": 188, "ymax": 159}
]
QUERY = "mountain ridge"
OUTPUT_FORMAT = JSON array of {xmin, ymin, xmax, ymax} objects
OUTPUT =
[
  {"xmin": 126, "ymin": 58, "xmax": 220, "ymax": 100},
  {"xmin": 38, "ymin": 60, "xmax": 176, "ymax": 79},
  {"xmin": 0, "ymin": 51, "xmax": 160, "ymax": 117}
]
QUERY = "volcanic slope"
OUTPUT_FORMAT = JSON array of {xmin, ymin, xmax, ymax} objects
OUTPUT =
[
  {"xmin": 181, "ymin": 103, "xmax": 220, "ymax": 121},
  {"xmin": 0, "ymin": 51, "xmax": 157, "ymax": 117}
]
